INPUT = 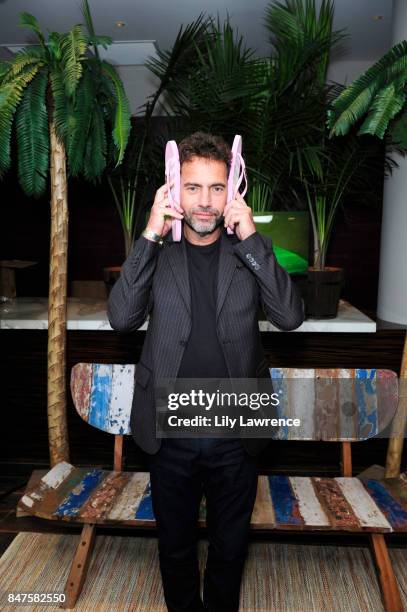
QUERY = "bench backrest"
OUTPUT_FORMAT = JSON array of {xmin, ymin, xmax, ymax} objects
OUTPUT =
[{"xmin": 70, "ymin": 364, "xmax": 398, "ymax": 441}]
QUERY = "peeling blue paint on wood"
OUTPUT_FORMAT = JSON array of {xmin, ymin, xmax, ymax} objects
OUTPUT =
[
  {"xmin": 135, "ymin": 481, "xmax": 155, "ymax": 520},
  {"xmin": 89, "ymin": 365, "xmax": 112, "ymax": 430},
  {"xmin": 54, "ymin": 469, "xmax": 105, "ymax": 517},
  {"xmin": 268, "ymin": 475, "xmax": 302, "ymax": 525},
  {"xmin": 362, "ymin": 479, "xmax": 407, "ymax": 531}
]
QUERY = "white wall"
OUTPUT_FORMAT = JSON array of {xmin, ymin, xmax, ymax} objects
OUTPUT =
[{"xmin": 327, "ymin": 59, "xmax": 375, "ymax": 85}]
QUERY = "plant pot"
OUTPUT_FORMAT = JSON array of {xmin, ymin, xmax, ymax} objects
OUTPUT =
[
  {"xmin": 103, "ymin": 266, "xmax": 122, "ymax": 297},
  {"xmin": 305, "ymin": 266, "xmax": 344, "ymax": 319}
]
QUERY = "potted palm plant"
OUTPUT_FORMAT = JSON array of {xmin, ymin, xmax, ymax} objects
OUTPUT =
[
  {"xmin": 102, "ymin": 16, "xmax": 211, "ymax": 294},
  {"xmin": 0, "ymin": 1, "xmax": 131, "ymax": 464}
]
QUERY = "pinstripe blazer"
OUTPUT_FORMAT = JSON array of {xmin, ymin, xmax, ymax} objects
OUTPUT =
[{"xmin": 107, "ymin": 229, "xmax": 305, "ymax": 455}]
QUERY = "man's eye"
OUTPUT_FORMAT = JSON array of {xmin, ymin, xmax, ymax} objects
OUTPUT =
[
  {"xmin": 187, "ymin": 187, "xmax": 197, "ymax": 192},
  {"xmin": 213, "ymin": 187, "xmax": 224, "ymax": 193}
]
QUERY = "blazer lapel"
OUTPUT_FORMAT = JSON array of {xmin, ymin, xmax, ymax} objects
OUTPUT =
[
  {"xmin": 216, "ymin": 231, "xmax": 238, "ymax": 322},
  {"xmin": 166, "ymin": 232, "xmax": 191, "ymax": 316}
]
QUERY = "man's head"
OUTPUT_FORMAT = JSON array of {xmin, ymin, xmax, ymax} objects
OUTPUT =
[{"xmin": 178, "ymin": 132, "xmax": 232, "ymax": 237}]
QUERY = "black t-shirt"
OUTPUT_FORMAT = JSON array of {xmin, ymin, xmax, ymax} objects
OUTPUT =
[{"xmin": 177, "ymin": 235, "xmax": 229, "ymax": 379}]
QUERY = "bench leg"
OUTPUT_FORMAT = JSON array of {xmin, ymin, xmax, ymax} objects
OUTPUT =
[
  {"xmin": 60, "ymin": 523, "xmax": 96, "ymax": 609},
  {"xmin": 369, "ymin": 533, "xmax": 403, "ymax": 612}
]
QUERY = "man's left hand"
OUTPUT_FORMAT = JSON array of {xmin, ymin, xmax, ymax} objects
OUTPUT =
[{"xmin": 223, "ymin": 193, "xmax": 256, "ymax": 241}]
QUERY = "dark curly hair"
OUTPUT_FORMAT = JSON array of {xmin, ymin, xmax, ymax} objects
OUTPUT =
[{"xmin": 178, "ymin": 131, "xmax": 232, "ymax": 171}]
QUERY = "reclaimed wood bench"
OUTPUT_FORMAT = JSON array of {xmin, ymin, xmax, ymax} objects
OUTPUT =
[{"xmin": 17, "ymin": 364, "xmax": 407, "ymax": 611}]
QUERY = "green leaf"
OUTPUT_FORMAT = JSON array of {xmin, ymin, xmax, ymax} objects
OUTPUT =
[
  {"xmin": 66, "ymin": 68, "xmax": 95, "ymax": 176},
  {"xmin": 49, "ymin": 69, "xmax": 68, "ymax": 144},
  {"xmin": 19, "ymin": 12, "xmax": 46, "ymax": 48},
  {"xmin": 358, "ymin": 84, "xmax": 406, "ymax": 139},
  {"xmin": 100, "ymin": 61, "xmax": 131, "ymax": 166},
  {"xmin": 388, "ymin": 108, "xmax": 407, "ymax": 148},
  {"xmin": 16, "ymin": 70, "xmax": 49, "ymax": 197},
  {"xmin": 0, "ymin": 48, "xmax": 44, "ymax": 85},
  {"xmin": 328, "ymin": 40, "xmax": 407, "ymax": 136},
  {"xmin": 83, "ymin": 104, "xmax": 107, "ymax": 182},
  {"xmin": 60, "ymin": 25, "xmax": 88, "ymax": 97},
  {"xmin": 0, "ymin": 62, "xmax": 40, "ymax": 176}
]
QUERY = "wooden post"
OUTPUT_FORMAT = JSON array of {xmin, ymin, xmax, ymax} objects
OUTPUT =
[
  {"xmin": 370, "ymin": 533, "xmax": 404, "ymax": 612},
  {"xmin": 341, "ymin": 442, "xmax": 352, "ymax": 476},
  {"xmin": 62, "ymin": 523, "xmax": 96, "ymax": 608},
  {"xmin": 385, "ymin": 330, "xmax": 407, "ymax": 478},
  {"xmin": 114, "ymin": 434, "xmax": 124, "ymax": 471}
]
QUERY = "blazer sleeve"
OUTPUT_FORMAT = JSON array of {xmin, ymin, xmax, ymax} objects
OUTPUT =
[
  {"xmin": 107, "ymin": 235, "xmax": 161, "ymax": 332},
  {"xmin": 233, "ymin": 231, "xmax": 305, "ymax": 331}
]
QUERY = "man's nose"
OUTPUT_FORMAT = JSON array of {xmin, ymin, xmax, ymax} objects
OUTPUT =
[{"xmin": 199, "ymin": 188, "xmax": 212, "ymax": 206}]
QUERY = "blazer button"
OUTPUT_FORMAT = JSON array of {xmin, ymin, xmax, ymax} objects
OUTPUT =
[
  {"xmin": 179, "ymin": 340, "xmax": 187, "ymax": 346},
  {"xmin": 222, "ymin": 339, "xmax": 231, "ymax": 344}
]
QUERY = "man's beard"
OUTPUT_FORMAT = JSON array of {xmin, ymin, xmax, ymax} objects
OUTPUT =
[{"xmin": 182, "ymin": 209, "xmax": 224, "ymax": 237}]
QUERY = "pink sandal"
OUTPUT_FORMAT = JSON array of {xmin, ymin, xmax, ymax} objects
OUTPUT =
[
  {"xmin": 165, "ymin": 140, "xmax": 182, "ymax": 242},
  {"xmin": 226, "ymin": 135, "xmax": 248, "ymax": 235}
]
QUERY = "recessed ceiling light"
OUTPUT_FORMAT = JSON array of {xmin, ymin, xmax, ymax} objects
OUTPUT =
[
  {"xmin": 373, "ymin": 15, "xmax": 384, "ymax": 21},
  {"xmin": 116, "ymin": 21, "xmax": 126, "ymax": 28}
]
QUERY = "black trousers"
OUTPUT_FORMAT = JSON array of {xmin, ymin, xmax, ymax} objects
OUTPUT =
[{"xmin": 148, "ymin": 437, "xmax": 258, "ymax": 612}]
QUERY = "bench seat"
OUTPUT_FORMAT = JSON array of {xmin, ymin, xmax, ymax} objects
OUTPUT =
[{"xmin": 18, "ymin": 461, "xmax": 407, "ymax": 533}]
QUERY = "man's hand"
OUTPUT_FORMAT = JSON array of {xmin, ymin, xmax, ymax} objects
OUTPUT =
[
  {"xmin": 223, "ymin": 193, "xmax": 256, "ymax": 241},
  {"xmin": 145, "ymin": 182, "xmax": 184, "ymax": 239}
]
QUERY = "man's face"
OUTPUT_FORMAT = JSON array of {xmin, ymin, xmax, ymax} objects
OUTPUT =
[{"xmin": 180, "ymin": 156, "xmax": 228, "ymax": 237}]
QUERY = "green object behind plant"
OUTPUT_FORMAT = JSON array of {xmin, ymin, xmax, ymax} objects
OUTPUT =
[{"xmin": 253, "ymin": 211, "xmax": 309, "ymax": 275}]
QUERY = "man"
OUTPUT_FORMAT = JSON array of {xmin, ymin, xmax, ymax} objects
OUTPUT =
[{"xmin": 107, "ymin": 132, "xmax": 305, "ymax": 611}]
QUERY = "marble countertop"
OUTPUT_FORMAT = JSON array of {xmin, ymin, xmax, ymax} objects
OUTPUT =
[{"xmin": 0, "ymin": 297, "xmax": 376, "ymax": 332}]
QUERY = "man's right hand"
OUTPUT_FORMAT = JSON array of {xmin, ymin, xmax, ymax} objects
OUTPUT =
[{"xmin": 144, "ymin": 182, "xmax": 184, "ymax": 239}]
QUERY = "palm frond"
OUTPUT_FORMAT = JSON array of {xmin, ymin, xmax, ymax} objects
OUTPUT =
[
  {"xmin": 388, "ymin": 108, "xmax": 407, "ymax": 148},
  {"xmin": 81, "ymin": 0, "xmax": 109, "ymax": 59},
  {"xmin": 60, "ymin": 24, "xmax": 88, "ymax": 97},
  {"xmin": 19, "ymin": 12, "xmax": 46, "ymax": 49},
  {"xmin": 100, "ymin": 61, "xmax": 131, "ymax": 166},
  {"xmin": 358, "ymin": 83, "xmax": 406, "ymax": 139},
  {"xmin": 16, "ymin": 70, "xmax": 49, "ymax": 197},
  {"xmin": 66, "ymin": 68, "xmax": 95, "ymax": 175},
  {"xmin": 0, "ymin": 62, "xmax": 41, "ymax": 176},
  {"xmin": 49, "ymin": 69, "xmax": 68, "ymax": 144},
  {"xmin": 0, "ymin": 48, "xmax": 45, "ymax": 85},
  {"xmin": 327, "ymin": 40, "xmax": 407, "ymax": 136},
  {"xmin": 144, "ymin": 14, "xmax": 211, "ymax": 117},
  {"xmin": 83, "ymin": 104, "xmax": 107, "ymax": 182}
]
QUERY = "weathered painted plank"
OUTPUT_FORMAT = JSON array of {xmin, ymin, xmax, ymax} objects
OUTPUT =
[
  {"xmin": 355, "ymin": 369, "xmax": 378, "ymax": 440},
  {"xmin": 312, "ymin": 478, "xmax": 360, "ymax": 530},
  {"xmin": 362, "ymin": 479, "xmax": 407, "ymax": 532},
  {"xmin": 289, "ymin": 477, "xmax": 330, "ymax": 527},
  {"xmin": 376, "ymin": 369, "xmax": 399, "ymax": 434},
  {"xmin": 270, "ymin": 369, "xmax": 288, "ymax": 440},
  {"xmin": 19, "ymin": 463, "xmax": 82, "ymax": 515},
  {"xmin": 78, "ymin": 472, "xmax": 132, "ymax": 521},
  {"xmin": 338, "ymin": 368, "xmax": 358, "ymax": 441},
  {"xmin": 53, "ymin": 469, "xmax": 106, "ymax": 518},
  {"xmin": 268, "ymin": 475, "xmax": 303, "ymax": 526},
  {"xmin": 134, "ymin": 481, "xmax": 155, "ymax": 521},
  {"xmin": 71, "ymin": 363, "xmax": 93, "ymax": 422},
  {"xmin": 250, "ymin": 475, "xmax": 275, "ymax": 528},
  {"xmin": 107, "ymin": 472, "xmax": 151, "ymax": 522},
  {"xmin": 288, "ymin": 369, "xmax": 316, "ymax": 440},
  {"xmin": 107, "ymin": 364, "xmax": 135, "ymax": 434},
  {"xmin": 88, "ymin": 364, "xmax": 112, "ymax": 431},
  {"xmin": 382, "ymin": 478, "xmax": 407, "ymax": 507},
  {"xmin": 315, "ymin": 369, "xmax": 345, "ymax": 440},
  {"xmin": 42, "ymin": 461, "xmax": 76, "ymax": 488},
  {"xmin": 336, "ymin": 478, "xmax": 392, "ymax": 532}
]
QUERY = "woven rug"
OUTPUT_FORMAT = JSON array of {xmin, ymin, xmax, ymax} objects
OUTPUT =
[{"xmin": 0, "ymin": 532, "xmax": 406, "ymax": 611}]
